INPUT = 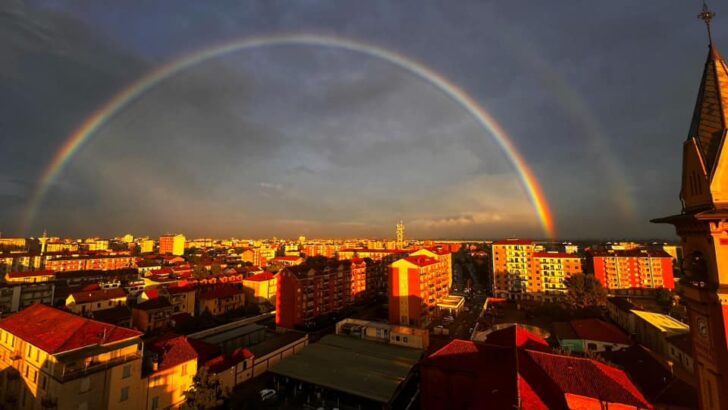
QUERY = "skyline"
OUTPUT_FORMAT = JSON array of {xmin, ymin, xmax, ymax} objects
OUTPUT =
[{"xmin": 2, "ymin": 1, "xmax": 726, "ymax": 239}]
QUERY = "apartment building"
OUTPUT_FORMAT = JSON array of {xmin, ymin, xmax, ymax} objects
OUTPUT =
[
  {"xmin": 0, "ymin": 304, "xmax": 145, "ymax": 410},
  {"xmin": 492, "ymin": 239, "xmax": 537, "ymax": 298},
  {"xmin": 592, "ymin": 249, "xmax": 675, "ymax": 290},
  {"xmin": 159, "ymin": 234, "xmax": 185, "ymax": 256},
  {"xmin": 276, "ymin": 259, "xmax": 369, "ymax": 329},
  {"xmin": 45, "ymin": 255, "xmax": 135, "ymax": 272},
  {"xmin": 388, "ymin": 253, "xmax": 453, "ymax": 328},
  {"xmin": 532, "ymin": 252, "xmax": 583, "ymax": 294}
]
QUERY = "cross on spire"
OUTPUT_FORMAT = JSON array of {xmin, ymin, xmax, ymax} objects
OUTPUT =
[{"xmin": 698, "ymin": 0, "xmax": 716, "ymax": 45}]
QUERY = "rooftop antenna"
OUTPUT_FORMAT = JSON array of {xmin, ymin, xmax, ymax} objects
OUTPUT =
[{"xmin": 698, "ymin": 0, "xmax": 716, "ymax": 46}]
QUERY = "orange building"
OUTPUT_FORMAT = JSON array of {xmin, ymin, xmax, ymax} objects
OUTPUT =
[
  {"xmin": 491, "ymin": 239, "xmax": 536, "ymax": 298},
  {"xmin": 159, "ymin": 234, "xmax": 185, "ymax": 256},
  {"xmin": 388, "ymin": 254, "xmax": 451, "ymax": 328},
  {"xmin": 45, "ymin": 255, "xmax": 134, "ymax": 272},
  {"xmin": 592, "ymin": 249, "xmax": 674, "ymax": 290}
]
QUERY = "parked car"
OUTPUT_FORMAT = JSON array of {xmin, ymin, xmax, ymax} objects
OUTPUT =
[{"xmin": 260, "ymin": 389, "xmax": 277, "ymax": 401}]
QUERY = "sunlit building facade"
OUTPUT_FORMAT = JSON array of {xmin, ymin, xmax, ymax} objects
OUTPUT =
[
  {"xmin": 592, "ymin": 249, "xmax": 675, "ymax": 290},
  {"xmin": 159, "ymin": 234, "xmax": 185, "ymax": 256},
  {"xmin": 388, "ymin": 252, "xmax": 451, "ymax": 328}
]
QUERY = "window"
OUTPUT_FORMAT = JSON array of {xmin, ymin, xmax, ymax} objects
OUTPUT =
[
  {"xmin": 151, "ymin": 396, "xmax": 160, "ymax": 410},
  {"xmin": 40, "ymin": 375, "xmax": 47, "ymax": 390},
  {"xmin": 27, "ymin": 345, "xmax": 32, "ymax": 358},
  {"xmin": 33, "ymin": 370, "xmax": 37, "ymax": 384},
  {"xmin": 122, "ymin": 364, "xmax": 131, "ymax": 379},
  {"xmin": 120, "ymin": 386, "xmax": 129, "ymax": 402},
  {"xmin": 24, "ymin": 365, "xmax": 29, "ymax": 378},
  {"xmin": 181, "ymin": 364, "xmax": 187, "ymax": 376},
  {"xmin": 403, "ymin": 337, "xmax": 408, "ymax": 343}
]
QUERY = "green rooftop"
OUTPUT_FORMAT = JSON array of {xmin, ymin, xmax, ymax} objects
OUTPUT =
[{"xmin": 269, "ymin": 334, "xmax": 422, "ymax": 403}]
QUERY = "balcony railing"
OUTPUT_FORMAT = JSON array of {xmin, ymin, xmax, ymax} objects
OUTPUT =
[{"xmin": 53, "ymin": 352, "xmax": 141, "ymax": 382}]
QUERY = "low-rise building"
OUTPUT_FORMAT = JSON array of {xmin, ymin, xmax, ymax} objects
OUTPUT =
[
  {"xmin": 631, "ymin": 309, "xmax": 690, "ymax": 359},
  {"xmin": 0, "ymin": 304, "xmax": 145, "ymax": 410},
  {"xmin": 553, "ymin": 319, "xmax": 631, "ymax": 354},
  {"xmin": 167, "ymin": 285, "xmax": 196, "ymax": 316},
  {"xmin": 335, "ymin": 318, "xmax": 430, "ymax": 349},
  {"xmin": 144, "ymin": 334, "xmax": 197, "ymax": 409},
  {"xmin": 132, "ymin": 297, "xmax": 174, "ymax": 333},
  {"xmin": 420, "ymin": 326, "xmax": 652, "ymax": 410},
  {"xmin": 4, "ymin": 270, "xmax": 55, "ymax": 284},
  {"xmin": 269, "ymin": 334, "xmax": 420, "ymax": 407},
  {"xmin": 198, "ymin": 285, "xmax": 245, "ymax": 316},
  {"xmin": 242, "ymin": 272, "xmax": 277, "ymax": 304},
  {"xmin": 65, "ymin": 288, "xmax": 128, "ymax": 315}
]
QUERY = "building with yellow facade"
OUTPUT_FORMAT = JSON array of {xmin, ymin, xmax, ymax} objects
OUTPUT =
[
  {"xmin": 159, "ymin": 234, "xmax": 185, "ymax": 256},
  {"xmin": 0, "ymin": 304, "xmax": 145, "ymax": 410},
  {"xmin": 66, "ymin": 288, "xmax": 128, "ymax": 315},
  {"xmin": 242, "ymin": 272, "xmax": 277, "ymax": 304},
  {"xmin": 532, "ymin": 252, "xmax": 583, "ymax": 296},
  {"xmin": 143, "ymin": 335, "xmax": 197, "ymax": 410}
]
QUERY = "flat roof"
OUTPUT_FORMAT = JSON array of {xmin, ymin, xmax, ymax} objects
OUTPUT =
[
  {"xmin": 269, "ymin": 334, "xmax": 422, "ymax": 403},
  {"xmin": 199, "ymin": 324, "xmax": 266, "ymax": 345},
  {"xmin": 247, "ymin": 330, "xmax": 307, "ymax": 357},
  {"xmin": 630, "ymin": 310, "xmax": 689, "ymax": 336}
]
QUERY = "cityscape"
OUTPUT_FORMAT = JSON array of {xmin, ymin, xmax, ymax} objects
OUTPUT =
[{"xmin": 2, "ymin": 1, "xmax": 728, "ymax": 410}]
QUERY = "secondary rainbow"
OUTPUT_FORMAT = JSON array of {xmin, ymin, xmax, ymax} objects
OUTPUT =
[{"xmin": 23, "ymin": 33, "xmax": 556, "ymax": 238}]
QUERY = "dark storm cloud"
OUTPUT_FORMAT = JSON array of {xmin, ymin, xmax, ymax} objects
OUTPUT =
[{"xmin": 1, "ymin": 0, "xmax": 725, "ymax": 239}]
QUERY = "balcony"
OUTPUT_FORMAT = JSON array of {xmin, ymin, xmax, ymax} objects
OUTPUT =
[{"xmin": 53, "ymin": 351, "xmax": 141, "ymax": 382}]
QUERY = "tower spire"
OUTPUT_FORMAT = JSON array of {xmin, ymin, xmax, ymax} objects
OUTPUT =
[{"xmin": 698, "ymin": 0, "xmax": 716, "ymax": 46}]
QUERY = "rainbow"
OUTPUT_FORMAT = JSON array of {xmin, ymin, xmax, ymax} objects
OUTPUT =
[{"xmin": 22, "ymin": 33, "xmax": 556, "ymax": 238}]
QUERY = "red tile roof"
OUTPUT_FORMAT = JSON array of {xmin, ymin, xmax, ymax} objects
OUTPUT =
[
  {"xmin": 402, "ymin": 255, "xmax": 439, "ymax": 267},
  {"xmin": 420, "ymin": 329, "xmax": 652, "ymax": 410},
  {"xmin": 146, "ymin": 334, "xmax": 198, "ymax": 372},
  {"xmin": 198, "ymin": 285, "xmax": 244, "ymax": 300},
  {"xmin": 70, "ymin": 288, "xmax": 127, "ymax": 304},
  {"xmin": 0, "ymin": 304, "xmax": 141, "ymax": 354},
  {"xmin": 6, "ymin": 270, "xmax": 55, "ymax": 278},
  {"xmin": 143, "ymin": 289, "xmax": 160, "ymax": 299},
  {"xmin": 569, "ymin": 319, "xmax": 631, "ymax": 345},
  {"xmin": 485, "ymin": 325, "xmax": 551, "ymax": 352},
  {"xmin": 244, "ymin": 272, "xmax": 275, "ymax": 282},
  {"xmin": 204, "ymin": 347, "xmax": 253, "ymax": 374},
  {"xmin": 272, "ymin": 256, "xmax": 303, "ymax": 261}
]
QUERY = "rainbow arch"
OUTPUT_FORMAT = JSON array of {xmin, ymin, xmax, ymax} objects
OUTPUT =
[{"xmin": 22, "ymin": 33, "xmax": 556, "ymax": 238}]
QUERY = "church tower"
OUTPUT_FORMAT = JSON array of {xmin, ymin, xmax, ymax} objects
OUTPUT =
[{"xmin": 653, "ymin": 4, "xmax": 728, "ymax": 409}]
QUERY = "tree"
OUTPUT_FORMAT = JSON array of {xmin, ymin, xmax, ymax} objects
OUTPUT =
[
  {"xmin": 655, "ymin": 287, "xmax": 675, "ymax": 311},
  {"xmin": 182, "ymin": 367, "xmax": 227, "ymax": 410},
  {"xmin": 564, "ymin": 273, "xmax": 608, "ymax": 309}
]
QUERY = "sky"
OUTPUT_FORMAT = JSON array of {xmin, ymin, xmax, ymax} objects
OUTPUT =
[{"xmin": 1, "ymin": 0, "xmax": 725, "ymax": 240}]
